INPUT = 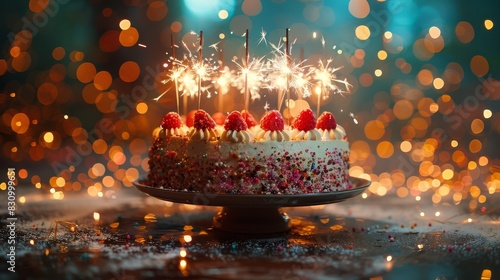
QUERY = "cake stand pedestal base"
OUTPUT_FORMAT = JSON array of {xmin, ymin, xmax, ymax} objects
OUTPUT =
[{"xmin": 213, "ymin": 207, "xmax": 291, "ymax": 234}]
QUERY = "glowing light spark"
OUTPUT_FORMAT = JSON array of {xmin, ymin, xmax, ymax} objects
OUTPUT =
[
  {"xmin": 266, "ymin": 41, "xmax": 312, "ymax": 110},
  {"xmin": 321, "ymin": 36, "xmax": 326, "ymax": 48},
  {"xmin": 209, "ymin": 41, "xmax": 221, "ymax": 51},
  {"xmin": 138, "ymin": 44, "xmax": 147, "ymax": 48},
  {"xmin": 155, "ymin": 39, "xmax": 218, "ymax": 108},
  {"xmin": 232, "ymin": 56, "xmax": 267, "ymax": 101},
  {"xmin": 264, "ymin": 102, "xmax": 270, "ymax": 111},
  {"xmin": 154, "ymin": 85, "xmax": 174, "ymax": 102},
  {"xmin": 350, "ymin": 113, "xmax": 359, "ymax": 124},
  {"xmin": 312, "ymin": 59, "xmax": 351, "ymax": 94},
  {"xmin": 93, "ymin": 212, "xmax": 100, "ymax": 222},
  {"xmin": 258, "ymin": 27, "xmax": 268, "ymax": 45},
  {"xmin": 181, "ymin": 40, "xmax": 193, "ymax": 56}
]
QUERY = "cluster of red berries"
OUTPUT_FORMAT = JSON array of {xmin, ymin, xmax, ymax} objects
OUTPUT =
[{"xmin": 161, "ymin": 109, "xmax": 337, "ymax": 132}]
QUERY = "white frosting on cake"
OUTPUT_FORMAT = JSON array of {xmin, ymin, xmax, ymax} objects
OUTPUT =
[
  {"xmin": 290, "ymin": 128, "xmax": 322, "ymax": 141},
  {"xmin": 161, "ymin": 127, "xmax": 187, "ymax": 137},
  {"xmin": 220, "ymin": 130, "xmax": 254, "ymax": 143},
  {"xmin": 254, "ymin": 129, "xmax": 290, "ymax": 142},
  {"xmin": 148, "ymin": 131, "xmax": 350, "ymax": 194},
  {"xmin": 169, "ymin": 136, "xmax": 348, "ymax": 162},
  {"xmin": 319, "ymin": 125, "xmax": 346, "ymax": 140}
]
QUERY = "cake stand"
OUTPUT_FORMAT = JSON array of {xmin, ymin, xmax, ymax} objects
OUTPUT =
[{"xmin": 133, "ymin": 177, "xmax": 370, "ymax": 234}]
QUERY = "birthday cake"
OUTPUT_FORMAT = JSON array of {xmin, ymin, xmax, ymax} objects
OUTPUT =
[{"xmin": 147, "ymin": 108, "xmax": 350, "ymax": 194}]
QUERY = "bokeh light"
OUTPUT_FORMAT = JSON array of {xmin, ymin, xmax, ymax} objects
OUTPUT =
[
  {"xmin": 119, "ymin": 19, "xmax": 131, "ymax": 30},
  {"xmin": 484, "ymin": 19, "xmax": 494, "ymax": 30},
  {"xmin": 355, "ymin": 25, "xmax": 370, "ymax": 40}
]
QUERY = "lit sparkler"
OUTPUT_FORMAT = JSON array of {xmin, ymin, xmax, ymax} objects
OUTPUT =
[
  {"xmin": 265, "ymin": 39, "xmax": 312, "ymax": 112},
  {"xmin": 258, "ymin": 27, "xmax": 268, "ymax": 46},
  {"xmin": 232, "ymin": 56, "xmax": 267, "ymax": 105},
  {"xmin": 197, "ymin": 31, "xmax": 203, "ymax": 109},
  {"xmin": 232, "ymin": 29, "xmax": 267, "ymax": 111},
  {"xmin": 311, "ymin": 58, "xmax": 352, "ymax": 116},
  {"xmin": 209, "ymin": 41, "xmax": 221, "ymax": 52},
  {"xmin": 156, "ymin": 33, "xmax": 184, "ymax": 114}
]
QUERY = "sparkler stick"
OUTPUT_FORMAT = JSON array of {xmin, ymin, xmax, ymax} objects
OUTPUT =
[
  {"xmin": 183, "ymin": 94, "xmax": 188, "ymax": 116},
  {"xmin": 285, "ymin": 28, "xmax": 291, "ymax": 123},
  {"xmin": 218, "ymin": 50, "xmax": 224, "ymax": 113},
  {"xmin": 198, "ymin": 31, "xmax": 203, "ymax": 109},
  {"xmin": 244, "ymin": 29, "xmax": 249, "ymax": 112},
  {"xmin": 276, "ymin": 29, "xmax": 290, "ymax": 112},
  {"xmin": 297, "ymin": 48, "xmax": 304, "ymax": 102},
  {"xmin": 316, "ymin": 86, "xmax": 322, "ymax": 117}
]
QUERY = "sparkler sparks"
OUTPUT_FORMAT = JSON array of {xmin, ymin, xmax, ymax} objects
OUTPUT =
[
  {"xmin": 214, "ymin": 65, "xmax": 235, "ymax": 95},
  {"xmin": 157, "ymin": 34, "xmax": 218, "ymax": 112},
  {"xmin": 350, "ymin": 112, "xmax": 359, "ymax": 124},
  {"xmin": 258, "ymin": 27, "xmax": 268, "ymax": 45},
  {"xmin": 155, "ymin": 30, "xmax": 351, "ymax": 117},
  {"xmin": 209, "ymin": 41, "xmax": 221, "ymax": 51}
]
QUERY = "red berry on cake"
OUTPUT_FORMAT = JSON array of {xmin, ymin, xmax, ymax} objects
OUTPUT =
[
  {"xmin": 316, "ymin": 111, "xmax": 337, "ymax": 130},
  {"xmin": 193, "ymin": 109, "xmax": 216, "ymax": 129},
  {"xmin": 161, "ymin": 112, "xmax": 182, "ymax": 129},
  {"xmin": 185, "ymin": 110, "xmax": 196, "ymax": 127},
  {"xmin": 241, "ymin": 110, "xmax": 257, "ymax": 128},
  {"xmin": 212, "ymin": 112, "xmax": 226, "ymax": 126},
  {"xmin": 260, "ymin": 110, "xmax": 285, "ymax": 131},
  {"xmin": 292, "ymin": 109, "xmax": 316, "ymax": 131},
  {"xmin": 224, "ymin": 111, "xmax": 248, "ymax": 131}
]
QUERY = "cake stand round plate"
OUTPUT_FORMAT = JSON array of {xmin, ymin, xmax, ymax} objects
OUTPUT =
[{"xmin": 134, "ymin": 177, "xmax": 370, "ymax": 234}]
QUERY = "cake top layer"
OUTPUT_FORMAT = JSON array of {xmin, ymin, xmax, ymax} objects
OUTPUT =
[
  {"xmin": 157, "ymin": 109, "xmax": 346, "ymax": 142},
  {"xmin": 316, "ymin": 111, "xmax": 337, "ymax": 130}
]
